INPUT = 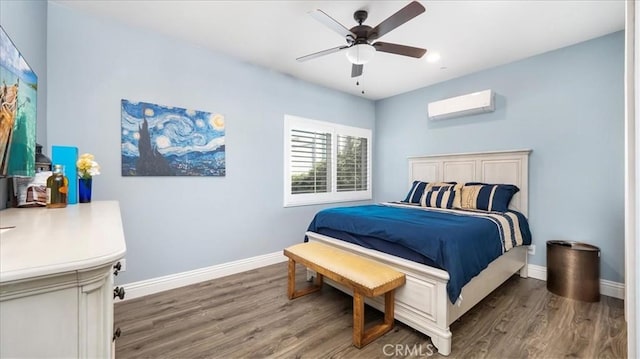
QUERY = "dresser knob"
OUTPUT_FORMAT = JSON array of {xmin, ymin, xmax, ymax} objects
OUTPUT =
[
  {"xmin": 113, "ymin": 286, "xmax": 125, "ymax": 300},
  {"xmin": 112, "ymin": 327, "xmax": 122, "ymax": 341},
  {"xmin": 113, "ymin": 262, "xmax": 122, "ymax": 276}
]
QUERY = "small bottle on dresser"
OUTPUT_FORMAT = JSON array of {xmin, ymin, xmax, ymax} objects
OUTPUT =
[{"xmin": 46, "ymin": 164, "xmax": 68, "ymax": 208}]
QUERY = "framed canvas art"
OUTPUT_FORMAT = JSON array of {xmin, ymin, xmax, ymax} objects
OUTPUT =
[
  {"xmin": 121, "ymin": 100, "xmax": 225, "ymax": 176},
  {"xmin": 0, "ymin": 26, "xmax": 37, "ymax": 177}
]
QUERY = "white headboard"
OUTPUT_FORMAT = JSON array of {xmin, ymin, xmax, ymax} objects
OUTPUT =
[{"xmin": 408, "ymin": 149, "xmax": 531, "ymax": 216}]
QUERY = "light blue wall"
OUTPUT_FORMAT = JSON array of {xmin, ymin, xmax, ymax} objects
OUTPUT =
[
  {"xmin": 46, "ymin": 3, "xmax": 375, "ymax": 284},
  {"xmin": 374, "ymin": 31, "xmax": 625, "ymax": 283},
  {"xmin": 0, "ymin": 0, "xmax": 47, "ymax": 209}
]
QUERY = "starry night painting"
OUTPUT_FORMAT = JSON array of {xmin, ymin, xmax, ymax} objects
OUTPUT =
[{"xmin": 121, "ymin": 99, "xmax": 225, "ymax": 176}]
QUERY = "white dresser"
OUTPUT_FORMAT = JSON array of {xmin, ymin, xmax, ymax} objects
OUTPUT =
[{"xmin": 0, "ymin": 201, "xmax": 127, "ymax": 358}]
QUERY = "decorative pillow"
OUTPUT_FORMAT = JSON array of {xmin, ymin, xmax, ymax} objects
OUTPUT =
[
  {"xmin": 425, "ymin": 181, "xmax": 456, "ymax": 191},
  {"xmin": 426, "ymin": 182, "xmax": 458, "ymax": 203},
  {"xmin": 421, "ymin": 183, "xmax": 462, "ymax": 208},
  {"xmin": 403, "ymin": 181, "xmax": 429, "ymax": 204},
  {"xmin": 421, "ymin": 186, "xmax": 458, "ymax": 209},
  {"xmin": 460, "ymin": 183, "xmax": 520, "ymax": 212},
  {"xmin": 403, "ymin": 181, "xmax": 457, "ymax": 204}
]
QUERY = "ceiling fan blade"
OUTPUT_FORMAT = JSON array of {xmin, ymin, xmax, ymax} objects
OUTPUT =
[
  {"xmin": 367, "ymin": 1, "xmax": 426, "ymax": 41},
  {"xmin": 297, "ymin": 45, "xmax": 350, "ymax": 62},
  {"xmin": 373, "ymin": 42, "xmax": 426, "ymax": 58},
  {"xmin": 351, "ymin": 64, "xmax": 363, "ymax": 78},
  {"xmin": 310, "ymin": 9, "xmax": 357, "ymax": 40}
]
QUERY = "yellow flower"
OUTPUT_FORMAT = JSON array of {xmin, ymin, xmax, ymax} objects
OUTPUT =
[{"xmin": 77, "ymin": 153, "xmax": 101, "ymax": 179}]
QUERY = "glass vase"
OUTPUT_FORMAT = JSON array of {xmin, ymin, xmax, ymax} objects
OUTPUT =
[{"xmin": 78, "ymin": 177, "xmax": 92, "ymax": 203}]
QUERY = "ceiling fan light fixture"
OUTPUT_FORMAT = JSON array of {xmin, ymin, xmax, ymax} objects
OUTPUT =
[
  {"xmin": 426, "ymin": 52, "xmax": 441, "ymax": 63},
  {"xmin": 346, "ymin": 44, "xmax": 375, "ymax": 65}
]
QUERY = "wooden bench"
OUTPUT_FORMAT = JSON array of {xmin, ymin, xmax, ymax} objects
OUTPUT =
[{"xmin": 283, "ymin": 242, "xmax": 406, "ymax": 348}]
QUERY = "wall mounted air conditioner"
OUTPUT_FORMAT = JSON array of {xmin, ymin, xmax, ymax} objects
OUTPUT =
[{"xmin": 427, "ymin": 89, "xmax": 495, "ymax": 120}]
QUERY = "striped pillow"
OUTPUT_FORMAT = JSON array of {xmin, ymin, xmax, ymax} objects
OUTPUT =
[
  {"xmin": 421, "ymin": 185, "xmax": 459, "ymax": 209},
  {"xmin": 442, "ymin": 183, "xmax": 462, "ymax": 208},
  {"xmin": 404, "ymin": 181, "xmax": 457, "ymax": 204},
  {"xmin": 460, "ymin": 183, "xmax": 519, "ymax": 212},
  {"xmin": 403, "ymin": 181, "xmax": 428, "ymax": 204}
]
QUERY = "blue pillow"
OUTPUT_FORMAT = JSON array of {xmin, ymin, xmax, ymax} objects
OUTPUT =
[
  {"xmin": 403, "ymin": 181, "xmax": 428, "ymax": 204},
  {"xmin": 461, "ymin": 182, "xmax": 520, "ymax": 212}
]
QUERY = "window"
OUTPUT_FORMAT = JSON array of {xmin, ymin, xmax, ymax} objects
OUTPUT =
[
  {"xmin": 290, "ymin": 129, "xmax": 331, "ymax": 195},
  {"xmin": 284, "ymin": 115, "xmax": 372, "ymax": 207},
  {"xmin": 336, "ymin": 134, "xmax": 368, "ymax": 192}
]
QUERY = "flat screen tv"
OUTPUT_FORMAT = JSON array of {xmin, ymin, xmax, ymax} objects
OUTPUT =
[{"xmin": 0, "ymin": 25, "xmax": 37, "ymax": 177}]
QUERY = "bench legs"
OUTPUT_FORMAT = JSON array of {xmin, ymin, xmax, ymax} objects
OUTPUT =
[
  {"xmin": 287, "ymin": 258, "xmax": 323, "ymax": 299},
  {"xmin": 353, "ymin": 289, "xmax": 396, "ymax": 348},
  {"xmin": 287, "ymin": 258, "xmax": 397, "ymax": 348}
]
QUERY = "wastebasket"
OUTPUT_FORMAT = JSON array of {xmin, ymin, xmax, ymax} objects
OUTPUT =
[{"xmin": 546, "ymin": 240, "xmax": 600, "ymax": 302}]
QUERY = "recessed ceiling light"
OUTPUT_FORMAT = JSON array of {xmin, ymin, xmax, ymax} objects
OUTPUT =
[{"xmin": 426, "ymin": 52, "xmax": 441, "ymax": 63}]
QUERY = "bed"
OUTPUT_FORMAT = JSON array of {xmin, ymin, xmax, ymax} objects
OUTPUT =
[{"xmin": 305, "ymin": 149, "xmax": 532, "ymax": 355}]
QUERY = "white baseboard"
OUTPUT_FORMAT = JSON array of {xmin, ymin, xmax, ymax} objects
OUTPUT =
[
  {"xmin": 527, "ymin": 263, "xmax": 624, "ymax": 300},
  {"xmin": 120, "ymin": 251, "xmax": 287, "ymax": 301},
  {"xmin": 527, "ymin": 264, "xmax": 547, "ymax": 281},
  {"xmin": 118, "ymin": 254, "xmax": 625, "ymax": 302}
]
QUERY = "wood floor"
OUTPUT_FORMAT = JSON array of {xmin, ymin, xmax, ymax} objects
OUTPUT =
[{"xmin": 115, "ymin": 262, "xmax": 627, "ymax": 358}]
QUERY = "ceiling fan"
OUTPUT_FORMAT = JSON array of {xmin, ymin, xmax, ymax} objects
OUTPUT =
[{"xmin": 297, "ymin": 1, "xmax": 427, "ymax": 78}]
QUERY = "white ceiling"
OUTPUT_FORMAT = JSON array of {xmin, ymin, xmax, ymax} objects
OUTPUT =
[{"xmin": 55, "ymin": 0, "xmax": 625, "ymax": 100}]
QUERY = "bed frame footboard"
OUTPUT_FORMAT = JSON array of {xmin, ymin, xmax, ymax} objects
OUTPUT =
[{"xmin": 306, "ymin": 232, "xmax": 528, "ymax": 356}]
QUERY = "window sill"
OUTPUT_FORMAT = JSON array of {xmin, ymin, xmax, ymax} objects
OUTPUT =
[{"xmin": 284, "ymin": 193, "xmax": 372, "ymax": 208}]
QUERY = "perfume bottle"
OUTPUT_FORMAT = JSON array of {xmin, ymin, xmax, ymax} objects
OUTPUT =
[{"xmin": 46, "ymin": 164, "xmax": 68, "ymax": 208}]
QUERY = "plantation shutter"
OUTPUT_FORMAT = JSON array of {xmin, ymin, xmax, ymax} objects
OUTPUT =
[
  {"xmin": 290, "ymin": 129, "xmax": 332, "ymax": 194},
  {"xmin": 336, "ymin": 135, "xmax": 368, "ymax": 192}
]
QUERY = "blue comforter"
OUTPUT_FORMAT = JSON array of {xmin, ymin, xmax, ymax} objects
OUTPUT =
[{"xmin": 306, "ymin": 203, "xmax": 532, "ymax": 303}]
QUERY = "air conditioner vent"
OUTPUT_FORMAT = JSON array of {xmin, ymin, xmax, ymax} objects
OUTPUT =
[{"xmin": 428, "ymin": 89, "xmax": 495, "ymax": 120}]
